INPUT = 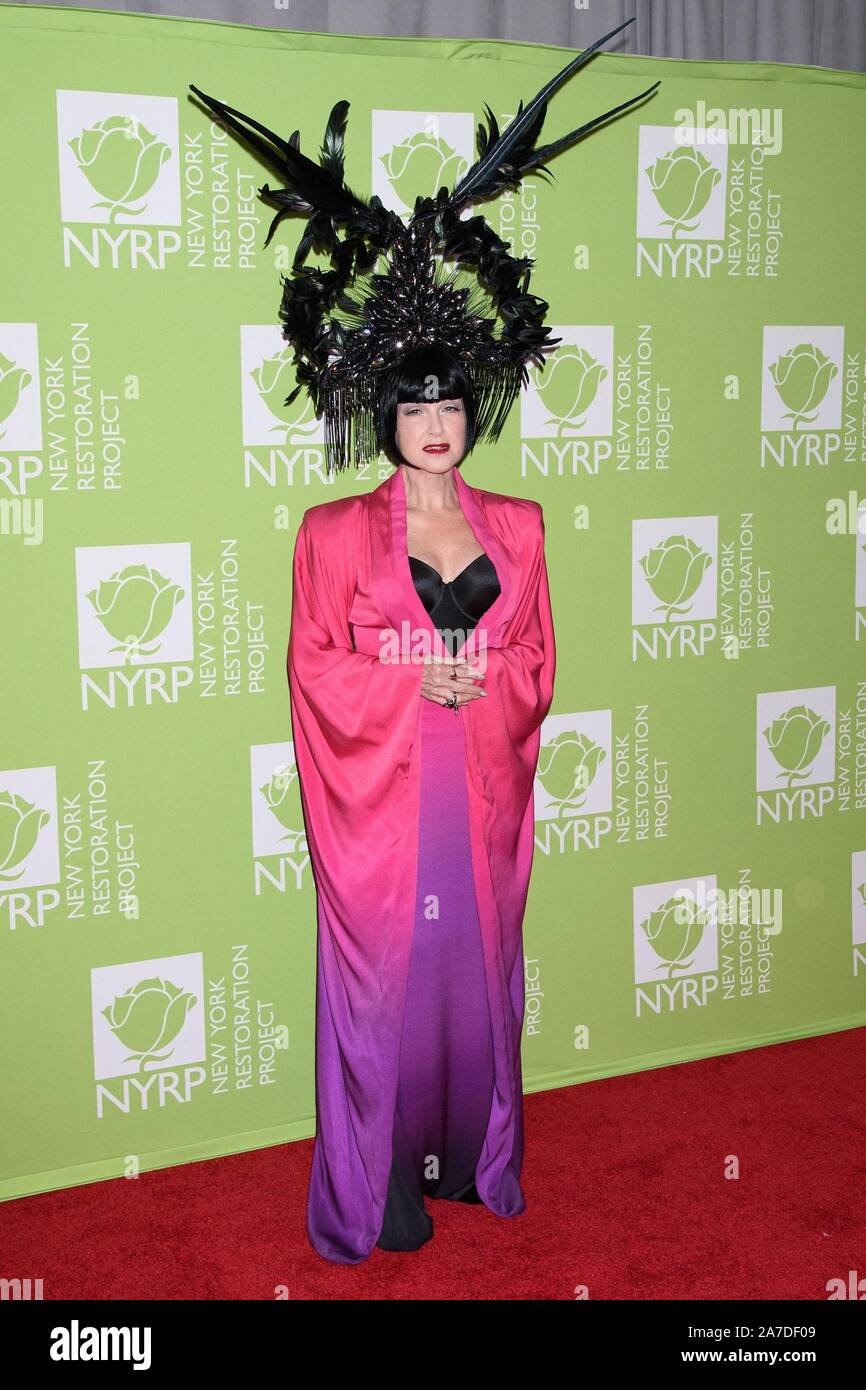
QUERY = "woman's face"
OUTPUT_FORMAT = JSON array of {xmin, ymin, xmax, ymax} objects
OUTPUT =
[{"xmin": 394, "ymin": 398, "xmax": 467, "ymax": 470}]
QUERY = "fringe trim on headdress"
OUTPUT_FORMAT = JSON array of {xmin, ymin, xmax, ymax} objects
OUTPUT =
[
  {"xmin": 322, "ymin": 374, "xmax": 380, "ymax": 475},
  {"xmin": 467, "ymin": 359, "xmax": 527, "ymax": 448},
  {"xmin": 319, "ymin": 357, "xmax": 529, "ymax": 474}
]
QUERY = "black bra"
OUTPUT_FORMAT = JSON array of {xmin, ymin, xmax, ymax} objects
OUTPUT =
[{"xmin": 409, "ymin": 552, "xmax": 501, "ymax": 656}]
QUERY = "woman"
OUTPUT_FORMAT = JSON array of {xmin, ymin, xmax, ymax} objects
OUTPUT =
[
  {"xmin": 190, "ymin": 15, "xmax": 656, "ymax": 1265},
  {"xmin": 288, "ymin": 343, "xmax": 556, "ymax": 1262}
]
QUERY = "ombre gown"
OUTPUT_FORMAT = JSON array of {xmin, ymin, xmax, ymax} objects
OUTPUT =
[{"xmin": 376, "ymin": 550, "xmax": 502, "ymax": 1252}]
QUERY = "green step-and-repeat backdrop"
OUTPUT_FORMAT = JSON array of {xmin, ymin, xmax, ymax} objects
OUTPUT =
[{"xmin": 1, "ymin": 4, "xmax": 864, "ymax": 1200}]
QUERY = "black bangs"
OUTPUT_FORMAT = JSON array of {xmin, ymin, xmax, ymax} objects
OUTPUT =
[
  {"xmin": 392, "ymin": 346, "xmax": 472, "ymax": 403},
  {"xmin": 375, "ymin": 346, "xmax": 478, "ymax": 467}
]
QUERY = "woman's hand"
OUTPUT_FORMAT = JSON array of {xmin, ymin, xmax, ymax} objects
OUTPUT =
[{"xmin": 421, "ymin": 654, "xmax": 488, "ymax": 708}]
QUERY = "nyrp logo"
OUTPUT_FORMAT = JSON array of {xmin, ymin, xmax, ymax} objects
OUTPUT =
[
  {"xmin": 520, "ymin": 330, "xmax": 613, "ymax": 473},
  {"xmin": 756, "ymin": 687, "xmax": 835, "ymax": 823},
  {"xmin": 636, "ymin": 124, "xmax": 727, "ymax": 276},
  {"xmin": 75, "ymin": 543, "xmax": 193, "ymax": 704},
  {"xmin": 534, "ymin": 711, "xmax": 611, "ymax": 853},
  {"xmin": 537, "ymin": 720, "xmax": 609, "ymax": 814},
  {"xmin": 56, "ymin": 91, "xmax": 181, "ymax": 268},
  {"xmin": 250, "ymin": 742, "xmax": 309, "ymax": 894},
  {"xmin": 371, "ymin": 110, "xmax": 473, "ymax": 217},
  {"xmin": 76, "ymin": 544, "xmax": 191, "ymax": 664},
  {"xmin": 76, "ymin": 541, "xmax": 269, "ymax": 705},
  {"xmin": 634, "ymin": 876, "xmax": 719, "ymax": 1014},
  {"xmin": 0, "ymin": 768, "xmax": 61, "ymax": 928},
  {"xmin": 0, "ymin": 326, "xmax": 41, "ymax": 455},
  {"xmin": 632, "ymin": 516, "xmax": 718, "ymax": 659},
  {"xmin": 91, "ymin": 954, "xmax": 206, "ymax": 1116},
  {"xmin": 760, "ymin": 327, "xmax": 843, "ymax": 468},
  {"xmin": 239, "ymin": 326, "xmax": 325, "ymax": 487}
]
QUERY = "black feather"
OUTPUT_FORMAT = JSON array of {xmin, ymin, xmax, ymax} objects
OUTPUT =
[
  {"xmin": 188, "ymin": 86, "xmax": 369, "ymax": 223},
  {"xmin": 450, "ymin": 16, "xmax": 658, "ymax": 208},
  {"xmin": 319, "ymin": 100, "xmax": 350, "ymax": 184}
]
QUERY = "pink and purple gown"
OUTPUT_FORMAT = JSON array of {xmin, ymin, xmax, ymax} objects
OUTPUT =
[
  {"xmin": 291, "ymin": 468, "xmax": 556, "ymax": 1266},
  {"xmin": 375, "ymin": 551, "xmax": 502, "ymax": 1251}
]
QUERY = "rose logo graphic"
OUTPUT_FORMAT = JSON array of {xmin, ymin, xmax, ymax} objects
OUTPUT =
[
  {"xmin": 86, "ymin": 563, "xmax": 184, "ymax": 662},
  {"xmin": 645, "ymin": 145, "xmax": 720, "ymax": 238},
  {"xmin": 763, "ymin": 705, "xmax": 831, "ymax": 789},
  {"xmin": 769, "ymin": 342, "xmax": 838, "ymax": 430},
  {"xmin": 528, "ymin": 347, "xmax": 607, "ymax": 436},
  {"xmin": 101, "ymin": 977, "xmax": 197, "ymax": 1073},
  {"xmin": 639, "ymin": 534, "xmax": 712, "ymax": 622},
  {"xmin": 538, "ymin": 731, "xmax": 605, "ymax": 814},
  {"xmin": 0, "ymin": 790, "xmax": 50, "ymax": 883},
  {"xmin": 261, "ymin": 766, "xmax": 308, "ymax": 853},
  {"xmin": 68, "ymin": 115, "xmax": 171, "ymax": 223},
  {"xmin": 381, "ymin": 131, "xmax": 467, "ymax": 210},
  {"xmin": 641, "ymin": 893, "xmax": 709, "ymax": 980},
  {"xmin": 250, "ymin": 347, "xmax": 318, "ymax": 440},
  {"xmin": 0, "ymin": 350, "xmax": 32, "ymax": 441}
]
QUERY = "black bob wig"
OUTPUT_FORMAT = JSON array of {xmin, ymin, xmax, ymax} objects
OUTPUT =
[{"xmin": 374, "ymin": 345, "xmax": 478, "ymax": 467}]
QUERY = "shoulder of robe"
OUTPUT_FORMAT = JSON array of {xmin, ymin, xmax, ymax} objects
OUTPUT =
[
  {"xmin": 299, "ymin": 494, "xmax": 365, "ymax": 541},
  {"xmin": 476, "ymin": 489, "xmax": 544, "ymax": 553},
  {"xmin": 474, "ymin": 487, "xmax": 543, "ymax": 522}
]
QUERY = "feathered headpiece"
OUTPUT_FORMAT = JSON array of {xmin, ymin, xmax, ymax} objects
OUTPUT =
[{"xmin": 190, "ymin": 16, "xmax": 659, "ymax": 472}]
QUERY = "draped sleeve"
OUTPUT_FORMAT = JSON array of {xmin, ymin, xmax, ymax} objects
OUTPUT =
[{"xmin": 287, "ymin": 507, "xmax": 425, "ymax": 851}]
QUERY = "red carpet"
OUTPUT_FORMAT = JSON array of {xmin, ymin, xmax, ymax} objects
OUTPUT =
[{"xmin": 3, "ymin": 1028, "xmax": 864, "ymax": 1300}]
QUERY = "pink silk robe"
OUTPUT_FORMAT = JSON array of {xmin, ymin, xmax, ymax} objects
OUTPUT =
[{"xmin": 287, "ymin": 464, "xmax": 556, "ymax": 1263}]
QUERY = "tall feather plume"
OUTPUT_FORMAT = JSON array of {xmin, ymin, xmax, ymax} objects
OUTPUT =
[{"xmin": 448, "ymin": 17, "xmax": 660, "ymax": 209}]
